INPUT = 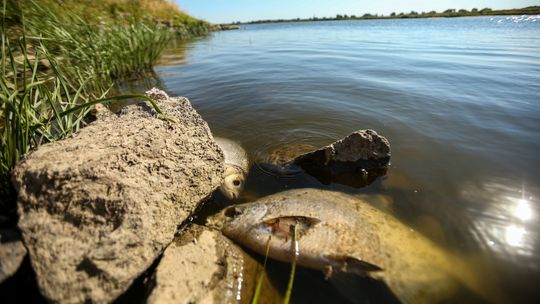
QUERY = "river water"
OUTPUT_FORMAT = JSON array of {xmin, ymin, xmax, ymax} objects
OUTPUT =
[{"xmin": 118, "ymin": 16, "xmax": 540, "ymax": 303}]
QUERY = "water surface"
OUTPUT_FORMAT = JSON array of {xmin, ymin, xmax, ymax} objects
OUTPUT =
[{"xmin": 119, "ymin": 16, "xmax": 540, "ymax": 303}]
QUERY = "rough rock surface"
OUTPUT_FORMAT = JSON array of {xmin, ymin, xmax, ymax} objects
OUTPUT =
[
  {"xmin": 0, "ymin": 229, "xmax": 27, "ymax": 283},
  {"xmin": 294, "ymin": 129, "xmax": 390, "ymax": 187},
  {"xmin": 11, "ymin": 89, "xmax": 224, "ymax": 303},
  {"xmin": 148, "ymin": 224, "xmax": 257, "ymax": 304}
]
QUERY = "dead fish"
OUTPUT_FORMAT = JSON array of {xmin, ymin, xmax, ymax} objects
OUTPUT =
[
  {"xmin": 221, "ymin": 189, "xmax": 505, "ymax": 304},
  {"xmin": 215, "ymin": 137, "xmax": 249, "ymax": 200}
]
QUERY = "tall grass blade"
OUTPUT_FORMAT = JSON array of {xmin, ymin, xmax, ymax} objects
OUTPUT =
[
  {"xmin": 284, "ymin": 225, "xmax": 299, "ymax": 304},
  {"xmin": 251, "ymin": 236, "xmax": 272, "ymax": 304}
]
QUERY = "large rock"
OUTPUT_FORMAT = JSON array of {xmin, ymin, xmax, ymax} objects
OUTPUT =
[
  {"xmin": 11, "ymin": 89, "xmax": 224, "ymax": 303},
  {"xmin": 148, "ymin": 224, "xmax": 258, "ymax": 304},
  {"xmin": 0, "ymin": 229, "xmax": 27, "ymax": 283},
  {"xmin": 294, "ymin": 129, "xmax": 390, "ymax": 187}
]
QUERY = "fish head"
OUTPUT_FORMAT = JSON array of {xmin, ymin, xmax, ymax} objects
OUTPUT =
[
  {"xmin": 222, "ymin": 201, "xmax": 322, "ymax": 255},
  {"xmin": 222, "ymin": 203, "xmax": 269, "ymax": 243},
  {"xmin": 220, "ymin": 166, "xmax": 245, "ymax": 200}
]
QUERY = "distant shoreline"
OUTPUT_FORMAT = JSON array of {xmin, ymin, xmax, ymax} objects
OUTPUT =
[{"xmin": 230, "ymin": 6, "xmax": 540, "ymax": 25}]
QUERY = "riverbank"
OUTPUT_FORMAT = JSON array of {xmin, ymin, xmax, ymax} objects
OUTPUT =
[
  {"xmin": 0, "ymin": 0, "xmax": 210, "ymax": 225},
  {"xmin": 239, "ymin": 6, "xmax": 540, "ymax": 24}
]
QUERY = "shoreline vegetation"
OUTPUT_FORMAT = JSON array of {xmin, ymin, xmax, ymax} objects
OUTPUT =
[
  {"xmin": 233, "ymin": 6, "xmax": 540, "ymax": 25},
  {"xmin": 0, "ymin": 0, "xmax": 210, "ymax": 221}
]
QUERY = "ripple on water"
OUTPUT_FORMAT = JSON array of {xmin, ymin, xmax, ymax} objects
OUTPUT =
[{"xmin": 114, "ymin": 16, "xmax": 540, "ymax": 302}]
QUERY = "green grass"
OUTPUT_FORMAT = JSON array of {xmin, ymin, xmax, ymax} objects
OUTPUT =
[
  {"xmin": 283, "ymin": 225, "xmax": 299, "ymax": 304},
  {"xmin": 0, "ymin": 0, "xmax": 187, "ymax": 219},
  {"xmin": 251, "ymin": 236, "xmax": 272, "ymax": 304},
  {"xmin": 250, "ymin": 228, "xmax": 298, "ymax": 304},
  {"xmin": 17, "ymin": 0, "xmax": 175, "ymax": 86}
]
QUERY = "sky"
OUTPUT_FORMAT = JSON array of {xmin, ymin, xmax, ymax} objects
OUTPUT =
[{"xmin": 175, "ymin": 0, "xmax": 540, "ymax": 24}]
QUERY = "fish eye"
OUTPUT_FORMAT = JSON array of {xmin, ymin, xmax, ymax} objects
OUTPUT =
[
  {"xmin": 233, "ymin": 180, "xmax": 241, "ymax": 186},
  {"xmin": 225, "ymin": 207, "xmax": 243, "ymax": 218}
]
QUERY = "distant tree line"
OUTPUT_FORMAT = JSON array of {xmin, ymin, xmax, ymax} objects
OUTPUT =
[{"xmin": 232, "ymin": 6, "xmax": 540, "ymax": 25}]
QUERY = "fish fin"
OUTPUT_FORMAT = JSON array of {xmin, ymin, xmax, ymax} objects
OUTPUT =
[{"xmin": 324, "ymin": 254, "xmax": 383, "ymax": 276}]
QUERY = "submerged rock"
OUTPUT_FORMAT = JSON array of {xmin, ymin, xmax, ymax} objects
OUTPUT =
[
  {"xmin": 11, "ymin": 89, "xmax": 224, "ymax": 303},
  {"xmin": 0, "ymin": 229, "xmax": 27, "ymax": 283},
  {"xmin": 294, "ymin": 129, "xmax": 390, "ymax": 187},
  {"xmin": 148, "ymin": 224, "xmax": 257, "ymax": 304}
]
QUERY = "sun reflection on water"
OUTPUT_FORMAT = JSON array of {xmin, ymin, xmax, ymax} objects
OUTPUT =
[
  {"xmin": 461, "ymin": 180, "xmax": 538, "ymax": 257},
  {"xmin": 514, "ymin": 198, "xmax": 533, "ymax": 222},
  {"xmin": 505, "ymin": 225, "xmax": 527, "ymax": 247}
]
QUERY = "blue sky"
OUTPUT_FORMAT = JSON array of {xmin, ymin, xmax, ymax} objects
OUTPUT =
[{"xmin": 175, "ymin": 0, "xmax": 540, "ymax": 23}]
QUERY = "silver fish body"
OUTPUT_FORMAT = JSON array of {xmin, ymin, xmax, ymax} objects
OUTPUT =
[{"xmin": 221, "ymin": 189, "xmax": 501, "ymax": 304}]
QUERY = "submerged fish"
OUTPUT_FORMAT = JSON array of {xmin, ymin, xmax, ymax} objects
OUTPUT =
[
  {"xmin": 221, "ymin": 189, "xmax": 504, "ymax": 304},
  {"xmin": 215, "ymin": 137, "xmax": 249, "ymax": 200}
]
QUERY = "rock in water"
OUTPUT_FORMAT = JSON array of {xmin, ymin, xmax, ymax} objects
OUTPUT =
[
  {"xmin": 221, "ymin": 189, "xmax": 503, "ymax": 304},
  {"xmin": 148, "ymin": 224, "xmax": 259, "ymax": 304},
  {"xmin": 294, "ymin": 129, "xmax": 390, "ymax": 187},
  {"xmin": 0, "ymin": 229, "xmax": 27, "ymax": 283},
  {"xmin": 11, "ymin": 89, "xmax": 224, "ymax": 303},
  {"xmin": 215, "ymin": 137, "xmax": 249, "ymax": 200}
]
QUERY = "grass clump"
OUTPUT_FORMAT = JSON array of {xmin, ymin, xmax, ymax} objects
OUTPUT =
[
  {"xmin": 0, "ymin": 6, "xmax": 100, "ymax": 215},
  {"xmin": 1, "ymin": 0, "xmax": 204, "ymax": 221},
  {"xmin": 14, "ymin": 0, "xmax": 176, "ymax": 84}
]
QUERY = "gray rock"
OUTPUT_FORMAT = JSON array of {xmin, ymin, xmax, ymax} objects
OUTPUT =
[
  {"xmin": 294, "ymin": 129, "xmax": 390, "ymax": 187},
  {"xmin": 11, "ymin": 89, "xmax": 224, "ymax": 303},
  {"xmin": 0, "ymin": 229, "xmax": 27, "ymax": 283},
  {"xmin": 148, "ymin": 224, "xmax": 257, "ymax": 304}
]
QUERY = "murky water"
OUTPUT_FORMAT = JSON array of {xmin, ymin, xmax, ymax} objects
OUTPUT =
[{"xmin": 117, "ymin": 16, "xmax": 540, "ymax": 303}]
